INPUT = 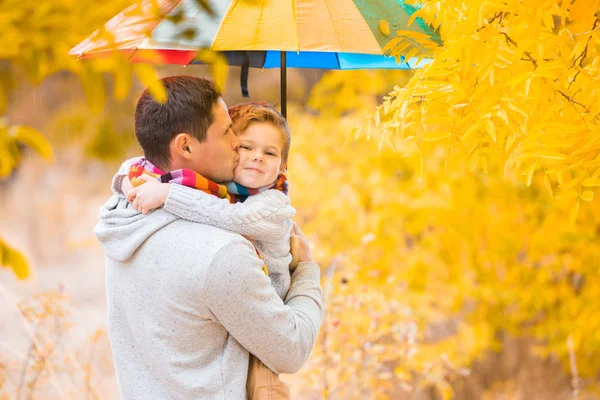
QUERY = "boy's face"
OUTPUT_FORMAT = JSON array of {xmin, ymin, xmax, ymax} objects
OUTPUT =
[
  {"xmin": 188, "ymin": 99, "xmax": 240, "ymax": 183},
  {"xmin": 234, "ymin": 121, "xmax": 285, "ymax": 188}
]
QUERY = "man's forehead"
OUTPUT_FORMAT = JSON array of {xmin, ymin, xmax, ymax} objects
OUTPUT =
[{"xmin": 212, "ymin": 100, "xmax": 231, "ymax": 124}]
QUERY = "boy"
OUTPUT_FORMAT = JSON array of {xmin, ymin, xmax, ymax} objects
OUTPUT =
[{"xmin": 114, "ymin": 102, "xmax": 297, "ymax": 399}]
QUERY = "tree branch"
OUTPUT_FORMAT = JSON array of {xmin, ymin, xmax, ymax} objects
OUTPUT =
[
  {"xmin": 501, "ymin": 32, "xmax": 518, "ymax": 47},
  {"xmin": 522, "ymin": 52, "xmax": 538, "ymax": 69},
  {"xmin": 558, "ymin": 90, "xmax": 590, "ymax": 113}
]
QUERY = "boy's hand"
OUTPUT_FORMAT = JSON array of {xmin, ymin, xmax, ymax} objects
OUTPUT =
[
  {"xmin": 121, "ymin": 176, "xmax": 134, "ymax": 194},
  {"xmin": 290, "ymin": 222, "xmax": 313, "ymax": 269},
  {"xmin": 126, "ymin": 174, "xmax": 170, "ymax": 215}
]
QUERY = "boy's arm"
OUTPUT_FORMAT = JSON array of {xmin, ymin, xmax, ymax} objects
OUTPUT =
[
  {"xmin": 255, "ymin": 236, "xmax": 292, "ymax": 299},
  {"xmin": 165, "ymin": 183, "xmax": 295, "ymax": 242},
  {"xmin": 112, "ymin": 156, "xmax": 143, "ymax": 196},
  {"xmin": 203, "ymin": 237, "xmax": 322, "ymax": 375}
]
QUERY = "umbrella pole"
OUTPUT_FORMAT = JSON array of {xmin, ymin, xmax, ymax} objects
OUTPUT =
[{"xmin": 281, "ymin": 51, "xmax": 287, "ymax": 119}]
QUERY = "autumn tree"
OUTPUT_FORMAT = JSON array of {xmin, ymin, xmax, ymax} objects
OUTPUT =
[{"xmin": 0, "ymin": 0, "xmax": 168, "ymax": 278}]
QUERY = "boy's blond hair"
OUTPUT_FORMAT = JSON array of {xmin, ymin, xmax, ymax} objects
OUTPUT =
[{"xmin": 228, "ymin": 102, "xmax": 291, "ymax": 165}]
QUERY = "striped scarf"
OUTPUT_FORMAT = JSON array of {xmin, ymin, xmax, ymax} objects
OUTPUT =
[
  {"xmin": 129, "ymin": 158, "xmax": 230, "ymax": 201},
  {"xmin": 129, "ymin": 158, "xmax": 288, "ymax": 205},
  {"xmin": 226, "ymin": 174, "xmax": 288, "ymax": 203}
]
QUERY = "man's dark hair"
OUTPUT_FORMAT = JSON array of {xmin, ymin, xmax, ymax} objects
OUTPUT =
[{"xmin": 134, "ymin": 76, "xmax": 221, "ymax": 169}]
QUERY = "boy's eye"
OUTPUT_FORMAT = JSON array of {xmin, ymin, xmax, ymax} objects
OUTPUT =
[
  {"xmin": 266, "ymin": 152, "xmax": 276, "ymax": 156},
  {"xmin": 240, "ymin": 145, "xmax": 251, "ymax": 150}
]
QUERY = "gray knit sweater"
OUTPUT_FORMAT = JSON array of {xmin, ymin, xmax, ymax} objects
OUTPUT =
[
  {"xmin": 94, "ymin": 194, "xmax": 322, "ymax": 399},
  {"xmin": 111, "ymin": 157, "xmax": 295, "ymax": 298}
]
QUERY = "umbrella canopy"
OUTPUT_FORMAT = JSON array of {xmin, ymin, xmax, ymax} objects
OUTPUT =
[{"xmin": 70, "ymin": 0, "xmax": 440, "ymax": 116}]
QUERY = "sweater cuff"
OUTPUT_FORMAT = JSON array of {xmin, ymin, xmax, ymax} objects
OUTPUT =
[
  {"xmin": 164, "ymin": 183, "xmax": 200, "ymax": 217},
  {"xmin": 292, "ymin": 261, "xmax": 321, "ymax": 282}
]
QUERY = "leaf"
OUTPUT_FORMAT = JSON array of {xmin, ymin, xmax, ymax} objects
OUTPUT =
[
  {"xmin": 526, "ymin": 163, "xmax": 536, "ymax": 187},
  {"xmin": 481, "ymin": 155, "xmax": 488, "ymax": 173},
  {"xmin": 380, "ymin": 20, "xmax": 391, "ymax": 36},
  {"xmin": 0, "ymin": 142, "xmax": 16, "ymax": 178},
  {"xmin": 80, "ymin": 65, "xmax": 106, "ymax": 114},
  {"xmin": 569, "ymin": 200, "xmax": 580, "ymax": 226},
  {"xmin": 134, "ymin": 64, "xmax": 167, "ymax": 103},
  {"xmin": 582, "ymin": 178, "xmax": 600, "ymax": 187},
  {"xmin": 421, "ymin": 131, "xmax": 452, "ymax": 141},
  {"xmin": 382, "ymin": 38, "xmax": 401, "ymax": 54},
  {"xmin": 544, "ymin": 174, "xmax": 554, "ymax": 198},
  {"xmin": 555, "ymin": 189, "xmax": 579, "ymax": 200},
  {"xmin": 559, "ymin": 178, "xmax": 580, "ymax": 190},
  {"xmin": 0, "ymin": 237, "xmax": 30, "ymax": 279},
  {"xmin": 195, "ymin": 50, "xmax": 229, "ymax": 93},
  {"xmin": 485, "ymin": 119, "xmax": 496, "ymax": 143},
  {"xmin": 404, "ymin": 47, "xmax": 420, "ymax": 61},
  {"xmin": 406, "ymin": 10, "xmax": 420, "ymax": 28},
  {"xmin": 113, "ymin": 62, "xmax": 133, "ymax": 101},
  {"xmin": 11, "ymin": 125, "xmax": 53, "ymax": 161},
  {"xmin": 461, "ymin": 121, "xmax": 482, "ymax": 142},
  {"xmin": 581, "ymin": 191, "xmax": 594, "ymax": 201}
]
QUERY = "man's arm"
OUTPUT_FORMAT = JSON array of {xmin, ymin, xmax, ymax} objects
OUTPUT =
[{"xmin": 202, "ymin": 238, "xmax": 322, "ymax": 374}]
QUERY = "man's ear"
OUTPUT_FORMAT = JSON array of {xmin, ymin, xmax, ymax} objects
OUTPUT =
[{"xmin": 172, "ymin": 133, "xmax": 194, "ymax": 160}]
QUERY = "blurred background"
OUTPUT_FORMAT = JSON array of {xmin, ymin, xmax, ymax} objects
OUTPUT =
[{"xmin": 2, "ymin": 1, "xmax": 600, "ymax": 399}]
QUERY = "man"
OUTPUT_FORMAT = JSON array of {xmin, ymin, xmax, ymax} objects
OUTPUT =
[{"xmin": 94, "ymin": 76, "xmax": 323, "ymax": 399}]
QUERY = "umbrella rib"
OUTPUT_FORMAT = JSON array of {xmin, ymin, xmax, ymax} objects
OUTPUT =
[
  {"xmin": 291, "ymin": 0, "xmax": 299, "ymax": 51},
  {"xmin": 252, "ymin": 0, "xmax": 267, "ymax": 49},
  {"xmin": 321, "ymin": 0, "xmax": 343, "ymax": 50}
]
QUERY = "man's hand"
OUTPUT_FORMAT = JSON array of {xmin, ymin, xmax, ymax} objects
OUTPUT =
[
  {"xmin": 290, "ymin": 222, "xmax": 313, "ymax": 269},
  {"xmin": 126, "ymin": 174, "xmax": 170, "ymax": 215}
]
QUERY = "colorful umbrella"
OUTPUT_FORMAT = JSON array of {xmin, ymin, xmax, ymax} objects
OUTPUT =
[{"xmin": 70, "ymin": 0, "xmax": 440, "ymax": 116}]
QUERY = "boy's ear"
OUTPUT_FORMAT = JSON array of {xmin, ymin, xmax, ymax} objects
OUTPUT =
[{"xmin": 279, "ymin": 162, "xmax": 287, "ymax": 174}]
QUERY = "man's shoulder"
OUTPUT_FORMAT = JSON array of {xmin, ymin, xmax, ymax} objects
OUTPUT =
[
  {"xmin": 158, "ymin": 215, "xmax": 242, "ymax": 238},
  {"xmin": 150, "ymin": 213, "xmax": 251, "ymax": 252}
]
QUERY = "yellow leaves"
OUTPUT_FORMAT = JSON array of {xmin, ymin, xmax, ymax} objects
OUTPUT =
[
  {"xmin": 559, "ymin": 178, "xmax": 580, "ymax": 190},
  {"xmin": 194, "ymin": 49, "xmax": 229, "ymax": 94},
  {"xmin": 133, "ymin": 64, "xmax": 166, "ymax": 103},
  {"xmin": 12, "ymin": 125, "xmax": 53, "ymax": 161},
  {"xmin": 542, "ymin": 12, "xmax": 555, "ymax": 31},
  {"xmin": 461, "ymin": 121, "xmax": 482, "ymax": 142},
  {"xmin": 581, "ymin": 190, "xmax": 594, "ymax": 201},
  {"xmin": 569, "ymin": 200, "xmax": 580, "ymax": 226},
  {"xmin": 379, "ymin": 20, "xmax": 391, "ymax": 36},
  {"xmin": 421, "ymin": 131, "xmax": 452, "ymax": 141},
  {"xmin": 544, "ymin": 174, "xmax": 554, "ymax": 198},
  {"xmin": 370, "ymin": 1, "xmax": 600, "ymax": 225},
  {"xmin": 485, "ymin": 119, "xmax": 497, "ymax": 143},
  {"xmin": 383, "ymin": 29, "xmax": 439, "ymax": 62},
  {"xmin": 582, "ymin": 178, "xmax": 600, "ymax": 187},
  {"xmin": 113, "ymin": 61, "xmax": 133, "ymax": 101},
  {"xmin": 0, "ymin": 237, "xmax": 30, "ymax": 279},
  {"xmin": 0, "ymin": 119, "xmax": 53, "ymax": 178},
  {"xmin": 79, "ymin": 64, "xmax": 106, "ymax": 114}
]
